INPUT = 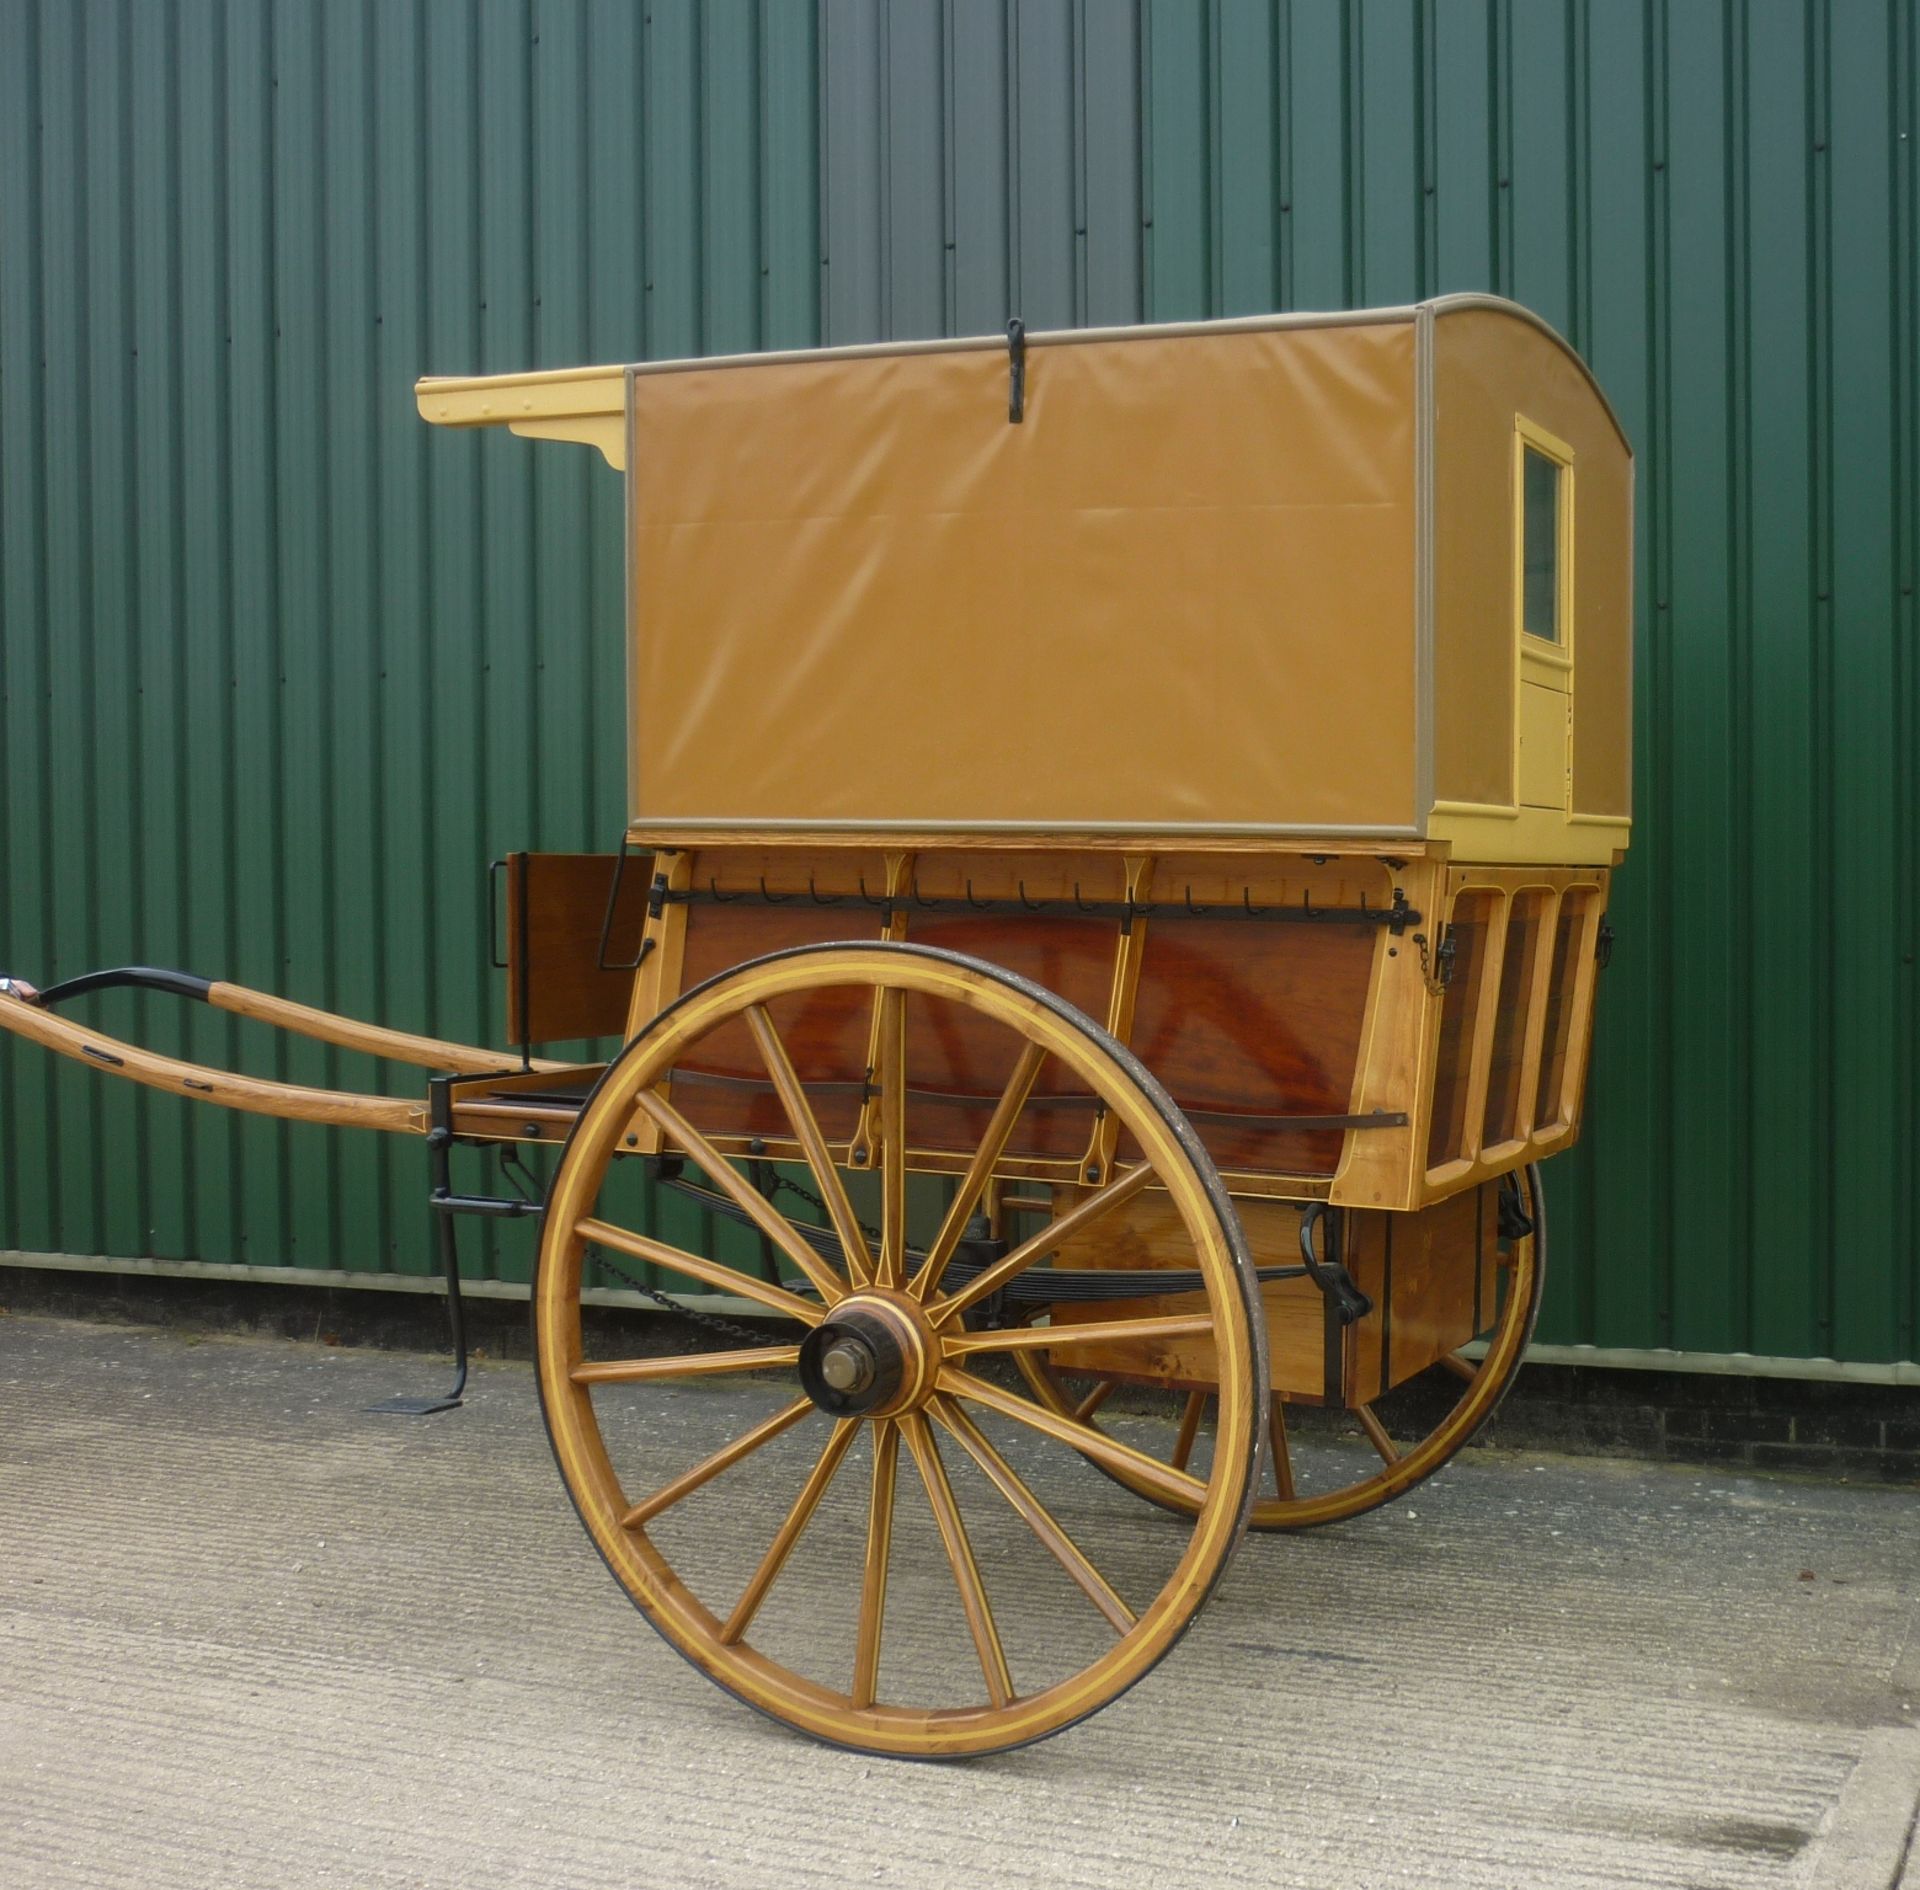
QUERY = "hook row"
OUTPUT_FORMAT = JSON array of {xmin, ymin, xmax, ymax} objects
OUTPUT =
[{"xmin": 656, "ymin": 873, "xmax": 1419, "ymax": 933}]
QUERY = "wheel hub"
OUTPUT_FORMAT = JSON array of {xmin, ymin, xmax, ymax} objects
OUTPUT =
[{"xmin": 797, "ymin": 1295, "xmax": 932, "ymax": 1417}]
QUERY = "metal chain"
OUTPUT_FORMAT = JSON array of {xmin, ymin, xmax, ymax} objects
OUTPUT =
[
  {"xmin": 584, "ymin": 1239, "xmax": 786, "ymax": 1350},
  {"xmin": 766, "ymin": 1171, "xmax": 882, "ymax": 1249}
]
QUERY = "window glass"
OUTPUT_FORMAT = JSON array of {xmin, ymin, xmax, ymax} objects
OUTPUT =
[{"xmin": 1521, "ymin": 446, "xmax": 1560, "ymax": 642}]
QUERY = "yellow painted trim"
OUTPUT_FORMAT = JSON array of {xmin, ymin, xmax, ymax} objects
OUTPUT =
[
  {"xmin": 1427, "ymin": 802, "xmax": 1625, "ymax": 865},
  {"xmin": 414, "ymin": 367, "xmax": 627, "ymax": 469},
  {"xmin": 1430, "ymin": 799, "xmax": 1629, "ymax": 830},
  {"xmin": 1513, "ymin": 413, "xmax": 1577, "ymax": 666}
]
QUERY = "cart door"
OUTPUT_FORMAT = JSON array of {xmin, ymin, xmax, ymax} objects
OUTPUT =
[{"xmin": 1515, "ymin": 418, "xmax": 1574, "ymax": 811}]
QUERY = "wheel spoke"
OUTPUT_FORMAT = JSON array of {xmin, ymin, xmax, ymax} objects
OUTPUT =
[
  {"xmin": 1170, "ymin": 1391, "xmax": 1207, "ymax": 1472},
  {"xmin": 1355, "ymin": 1403, "xmax": 1401, "ymax": 1465},
  {"xmin": 1268, "ymin": 1395, "xmax": 1296, "ymax": 1501},
  {"xmin": 908, "ymin": 1042, "xmax": 1049, "ymax": 1302},
  {"xmin": 1439, "ymin": 1351, "xmax": 1478, "ymax": 1384},
  {"xmin": 578, "ymin": 1216, "xmax": 824, "ymax": 1327},
  {"xmin": 573, "ymin": 1344, "xmax": 801, "ymax": 1386},
  {"xmin": 619, "ymin": 1396, "xmax": 815, "ymax": 1529},
  {"xmin": 634, "ymin": 1090, "xmax": 849, "ymax": 1306},
  {"xmin": 931, "ymin": 1395, "xmax": 1135, "ymax": 1635},
  {"xmin": 942, "ymin": 1312, "xmax": 1216, "ymax": 1357},
  {"xmin": 938, "ymin": 1364, "xmax": 1210, "ymax": 1510},
  {"xmin": 745, "ymin": 1004, "xmax": 874, "ymax": 1288},
  {"xmin": 929, "ymin": 1163, "xmax": 1155, "ymax": 1323},
  {"xmin": 1074, "ymin": 1378, "xmax": 1118, "ymax": 1422},
  {"xmin": 852, "ymin": 1418, "xmax": 900, "ymax": 1710},
  {"xmin": 899, "ymin": 1411, "xmax": 1012, "ymax": 1708},
  {"xmin": 721, "ymin": 1417, "xmax": 860, "ymax": 1645},
  {"xmin": 875, "ymin": 987, "xmax": 907, "ymax": 1288}
]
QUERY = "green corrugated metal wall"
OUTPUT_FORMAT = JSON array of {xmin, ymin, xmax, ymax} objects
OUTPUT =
[{"xmin": 2, "ymin": 1, "xmax": 1916, "ymax": 1367}]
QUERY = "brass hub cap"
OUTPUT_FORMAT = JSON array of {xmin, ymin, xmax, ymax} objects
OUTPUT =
[{"xmin": 796, "ymin": 1293, "xmax": 934, "ymax": 1418}]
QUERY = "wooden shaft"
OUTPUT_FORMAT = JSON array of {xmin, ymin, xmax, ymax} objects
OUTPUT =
[
  {"xmin": 0, "ymin": 989, "xmax": 427, "ymax": 1135},
  {"xmin": 207, "ymin": 980, "xmax": 567, "ymax": 1074}
]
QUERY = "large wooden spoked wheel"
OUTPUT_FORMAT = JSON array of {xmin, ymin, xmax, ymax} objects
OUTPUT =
[
  {"xmin": 533, "ymin": 941, "xmax": 1268, "ymax": 1759},
  {"xmin": 1014, "ymin": 1165, "xmax": 1546, "ymax": 1531}
]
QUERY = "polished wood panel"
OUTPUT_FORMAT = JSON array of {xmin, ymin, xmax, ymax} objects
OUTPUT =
[
  {"xmin": 1126, "ymin": 920, "xmax": 1375, "ymax": 1175},
  {"xmin": 1040, "ymin": 1193, "xmax": 1330, "ymax": 1402},
  {"xmin": 506, "ymin": 851, "xmax": 652, "ymax": 1047},
  {"xmin": 1343, "ymin": 1184, "xmax": 1497, "ymax": 1400},
  {"xmin": 669, "ymin": 892, "xmax": 886, "ymax": 1143}
]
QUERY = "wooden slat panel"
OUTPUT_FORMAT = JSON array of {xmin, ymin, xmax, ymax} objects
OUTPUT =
[{"xmin": 507, "ymin": 852, "xmax": 653, "ymax": 1048}]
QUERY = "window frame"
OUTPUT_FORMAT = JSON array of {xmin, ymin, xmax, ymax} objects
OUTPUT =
[{"xmin": 1512, "ymin": 415, "xmax": 1575, "ymax": 673}]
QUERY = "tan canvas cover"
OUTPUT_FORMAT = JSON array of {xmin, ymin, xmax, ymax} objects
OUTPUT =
[{"xmin": 625, "ymin": 320, "xmax": 1419, "ymax": 832}]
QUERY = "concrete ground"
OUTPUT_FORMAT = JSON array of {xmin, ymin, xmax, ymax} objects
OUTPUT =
[{"xmin": 2, "ymin": 1312, "xmax": 1917, "ymax": 1890}]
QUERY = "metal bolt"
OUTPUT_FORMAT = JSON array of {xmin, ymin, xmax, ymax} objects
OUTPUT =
[{"xmin": 820, "ymin": 1339, "xmax": 874, "ymax": 1394}]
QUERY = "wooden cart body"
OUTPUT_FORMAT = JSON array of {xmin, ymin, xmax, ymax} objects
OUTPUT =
[
  {"xmin": 420, "ymin": 295, "xmax": 1630, "ymax": 1410},
  {"xmin": 2, "ymin": 297, "xmax": 1632, "ymax": 1756}
]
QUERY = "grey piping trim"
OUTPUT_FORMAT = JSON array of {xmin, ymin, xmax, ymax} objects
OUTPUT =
[
  {"xmin": 1414, "ymin": 303, "xmax": 1436, "ymax": 830},
  {"xmin": 624, "ymin": 368, "xmax": 640, "ymax": 826},
  {"xmin": 1422, "ymin": 293, "xmax": 1634, "ymax": 456},
  {"xmin": 622, "ymin": 818, "xmax": 1428, "ymax": 840},
  {"xmin": 613, "ymin": 304, "xmax": 1423, "ymax": 381}
]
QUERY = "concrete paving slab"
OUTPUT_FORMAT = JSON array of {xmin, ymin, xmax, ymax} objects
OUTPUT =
[{"xmin": 2, "ymin": 1313, "xmax": 1916, "ymax": 1890}]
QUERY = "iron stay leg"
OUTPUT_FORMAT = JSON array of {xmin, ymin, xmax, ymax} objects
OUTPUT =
[{"xmin": 367, "ymin": 1074, "xmax": 471, "ymax": 1416}]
